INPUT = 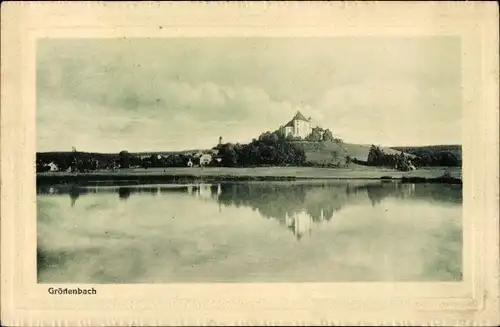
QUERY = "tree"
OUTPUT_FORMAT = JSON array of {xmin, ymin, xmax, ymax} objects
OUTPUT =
[
  {"xmin": 306, "ymin": 127, "xmax": 323, "ymax": 142},
  {"xmin": 331, "ymin": 151, "xmax": 340, "ymax": 165},
  {"xmin": 149, "ymin": 154, "xmax": 159, "ymax": 167},
  {"xmin": 129, "ymin": 155, "xmax": 142, "ymax": 167},
  {"xmin": 119, "ymin": 150, "xmax": 131, "ymax": 168},
  {"xmin": 215, "ymin": 129, "xmax": 308, "ymax": 168},
  {"xmin": 276, "ymin": 125, "xmax": 287, "ymax": 139},
  {"xmin": 345, "ymin": 155, "xmax": 352, "ymax": 167},
  {"xmin": 292, "ymin": 145, "xmax": 307, "ymax": 166},
  {"xmin": 165, "ymin": 154, "xmax": 186, "ymax": 167},
  {"xmin": 259, "ymin": 131, "xmax": 280, "ymax": 145},
  {"xmin": 439, "ymin": 151, "xmax": 459, "ymax": 167},
  {"xmin": 218, "ymin": 144, "xmax": 239, "ymax": 167},
  {"xmin": 322, "ymin": 129, "xmax": 334, "ymax": 142},
  {"xmin": 367, "ymin": 145, "xmax": 384, "ymax": 166},
  {"xmin": 141, "ymin": 157, "xmax": 150, "ymax": 169},
  {"xmin": 36, "ymin": 162, "xmax": 50, "ymax": 173}
]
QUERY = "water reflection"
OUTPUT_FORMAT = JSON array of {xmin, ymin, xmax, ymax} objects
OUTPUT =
[
  {"xmin": 37, "ymin": 180, "xmax": 462, "ymax": 283},
  {"xmin": 38, "ymin": 181, "xmax": 462, "ymax": 240}
]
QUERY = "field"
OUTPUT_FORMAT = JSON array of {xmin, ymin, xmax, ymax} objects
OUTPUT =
[
  {"xmin": 36, "ymin": 142, "xmax": 441, "ymax": 170},
  {"xmin": 38, "ymin": 165, "xmax": 462, "ymax": 181}
]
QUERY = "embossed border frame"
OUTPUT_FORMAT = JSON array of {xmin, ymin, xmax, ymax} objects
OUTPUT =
[{"xmin": 1, "ymin": 2, "xmax": 499, "ymax": 326}]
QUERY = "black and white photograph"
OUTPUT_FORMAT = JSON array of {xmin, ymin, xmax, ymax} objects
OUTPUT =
[
  {"xmin": 1, "ymin": 2, "xmax": 498, "ymax": 326},
  {"xmin": 36, "ymin": 37, "xmax": 463, "ymax": 283}
]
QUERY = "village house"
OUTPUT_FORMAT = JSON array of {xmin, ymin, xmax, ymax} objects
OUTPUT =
[
  {"xmin": 47, "ymin": 162, "xmax": 59, "ymax": 172},
  {"xmin": 199, "ymin": 153, "xmax": 212, "ymax": 166},
  {"xmin": 283, "ymin": 111, "xmax": 313, "ymax": 139}
]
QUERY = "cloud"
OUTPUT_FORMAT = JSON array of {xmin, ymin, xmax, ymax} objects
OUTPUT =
[
  {"xmin": 312, "ymin": 80, "xmax": 461, "ymax": 145},
  {"xmin": 36, "ymin": 37, "xmax": 462, "ymax": 151},
  {"xmin": 36, "ymin": 81, "xmax": 299, "ymax": 152}
]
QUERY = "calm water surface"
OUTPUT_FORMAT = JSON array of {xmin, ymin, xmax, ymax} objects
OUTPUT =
[{"xmin": 37, "ymin": 181, "xmax": 462, "ymax": 283}]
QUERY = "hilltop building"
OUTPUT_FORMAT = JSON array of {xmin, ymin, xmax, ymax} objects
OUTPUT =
[{"xmin": 283, "ymin": 111, "xmax": 313, "ymax": 139}]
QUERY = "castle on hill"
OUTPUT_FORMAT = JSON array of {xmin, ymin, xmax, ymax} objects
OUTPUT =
[{"xmin": 283, "ymin": 111, "xmax": 313, "ymax": 139}]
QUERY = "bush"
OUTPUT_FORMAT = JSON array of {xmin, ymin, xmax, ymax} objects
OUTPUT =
[{"xmin": 215, "ymin": 131, "xmax": 307, "ymax": 167}]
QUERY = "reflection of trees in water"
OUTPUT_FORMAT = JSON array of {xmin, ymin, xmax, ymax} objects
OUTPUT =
[
  {"xmin": 57, "ymin": 184, "xmax": 220, "ymax": 206},
  {"xmin": 217, "ymin": 182, "xmax": 360, "ymax": 239},
  {"xmin": 218, "ymin": 183, "xmax": 350, "ymax": 223},
  {"xmin": 38, "ymin": 181, "xmax": 462, "ymax": 225},
  {"xmin": 118, "ymin": 187, "xmax": 131, "ymax": 200},
  {"xmin": 38, "ymin": 184, "xmax": 194, "ymax": 206},
  {"xmin": 215, "ymin": 181, "xmax": 462, "ymax": 239},
  {"xmin": 362, "ymin": 183, "xmax": 462, "ymax": 206},
  {"xmin": 69, "ymin": 185, "xmax": 80, "ymax": 207},
  {"xmin": 413, "ymin": 183, "xmax": 462, "ymax": 204},
  {"xmin": 364, "ymin": 183, "xmax": 398, "ymax": 207}
]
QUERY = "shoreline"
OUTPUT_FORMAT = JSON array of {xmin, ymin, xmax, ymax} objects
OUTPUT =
[{"xmin": 37, "ymin": 167, "xmax": 462, "ymax": 185}]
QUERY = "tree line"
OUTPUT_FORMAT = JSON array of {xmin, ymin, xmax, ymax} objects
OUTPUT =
[
  {"xmin": 364, "ymin": 145, "xmax": 415, "ymax": 171},
  {"xmin": 391, "ymin": 146, "xmax": 461, "ymax": 167},
  {"xmin": 36, "ymin": 150, "xmax": 198, "ymax": 172},
  {"xmin": 215, "ymin": 130, "xmax": 307, "ymax": 167},
  {"xmin": 36, "ymin": 135, "xmax": 461, "ymax": 173},
  {"xmin": 363, "ymin": 144, "xmax": 461, "ymax": 170}
]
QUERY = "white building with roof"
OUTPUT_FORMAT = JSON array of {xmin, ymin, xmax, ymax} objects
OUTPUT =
[
  {"xmin": 283, "ymin": 111, "xmax": 313, "ymax": 139},
  {"xmin": 199, "ymin": 153, "xmax": 212, "ymax": 166},
  {"xmin": 47, "ymin": 162, "xmax": 59, "ymax": 172}
]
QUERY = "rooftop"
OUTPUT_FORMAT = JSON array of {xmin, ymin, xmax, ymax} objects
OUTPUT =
[
  {"xmin": 293, "ymin": 111, "xmax": 309, "ymax": 122},
  {"xmin": 284, "ymin": 111, "xmax": 311, "ymax": 127}
]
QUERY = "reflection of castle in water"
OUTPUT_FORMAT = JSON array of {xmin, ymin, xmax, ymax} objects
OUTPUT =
[
  {"xmin": 38, "ymin": 180, "xmax": 461, "ymax": 240},
  {"xmin": 216, "ymin": 183, "xmax": 348, "ymax": 240},
  {"xmin": 286, "ymin": 210, "xmax": 312, "ymax": 240},
  {"xmin": 188, "ymin": 183, "xmax": 222, "ymax": 200}
]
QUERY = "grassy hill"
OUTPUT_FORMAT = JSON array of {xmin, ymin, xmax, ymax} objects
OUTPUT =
[
  {"xmin": 342, "ymin": 143, "xmax": 412, "ymax": 162},
  {"xmin": 291, "ymin": 141, "xmax": 413, "ymax": 166},
  {"xmin": 292, "ymin": 141, "xmax": 347, "ymax": 166}
]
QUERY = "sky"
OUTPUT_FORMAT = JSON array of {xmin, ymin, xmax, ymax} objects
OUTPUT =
[{"xmin": 37, "ymin": 37, "xmax": 461, "ymax": 153}]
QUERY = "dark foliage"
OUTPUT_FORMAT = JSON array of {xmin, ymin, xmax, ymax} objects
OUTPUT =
[
  {"xmin": 215, "ymin": 131, "xmax": 307, "ymax": 167},
  {"xmin": 366, "ymin": 145, "xmax": 415, "ymax": 171},
  {"xmin": 391, "ymin": 145, "xmax": 461, "ymax": 167}
]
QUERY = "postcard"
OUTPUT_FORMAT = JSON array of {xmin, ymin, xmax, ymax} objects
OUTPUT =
[{"xmin": 1, "ymin": 2, "xmax": 499, "ymax": 326}]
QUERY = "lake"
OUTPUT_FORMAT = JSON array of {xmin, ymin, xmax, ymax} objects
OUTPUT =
[{"xmin": 37, "ymin": 180, "xmax": 462, "ymax": 283}]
